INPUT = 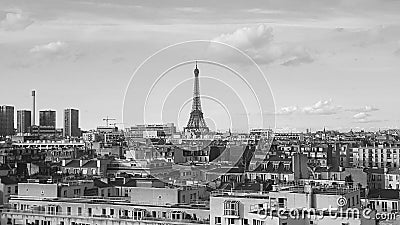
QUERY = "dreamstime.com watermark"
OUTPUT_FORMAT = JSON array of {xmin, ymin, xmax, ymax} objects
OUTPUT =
[
  {"xmin": 256, "ymin": 206, "xmax": 397, "ymax": 221},
  {"xmin": 256, "ymin": 197, "xmax": 398, "ymax": 221}
]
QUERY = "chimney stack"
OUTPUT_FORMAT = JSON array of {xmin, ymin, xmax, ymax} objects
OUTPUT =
[{"xmin": 32, "ymin": 90, "xmax": 36, "ymax": 125}]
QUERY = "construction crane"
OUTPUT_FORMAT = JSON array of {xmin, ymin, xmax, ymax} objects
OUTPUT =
[{"xmin": 102, "ymin": 116, "xmax": 116, "ymax": 127}]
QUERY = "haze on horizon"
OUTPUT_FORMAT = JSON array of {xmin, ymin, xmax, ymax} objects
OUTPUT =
[{"xmin": 1, "ymin": 0, "xmax": 399, "ymax": 132}]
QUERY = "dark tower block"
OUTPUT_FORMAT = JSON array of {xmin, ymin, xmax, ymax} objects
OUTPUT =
[{"xmin": 184, "ymin": 62, "xmax": 209, "ymax": 137}]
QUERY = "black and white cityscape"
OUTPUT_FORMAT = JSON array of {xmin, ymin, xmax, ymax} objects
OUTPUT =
[{"xmin": 1, "ymin": 1, "xmax": 400, "ymax": 225}]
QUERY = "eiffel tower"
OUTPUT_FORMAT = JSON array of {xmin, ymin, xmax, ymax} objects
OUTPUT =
[{"xmin": 184, "ymin": 62, "xmax": 209, "ymax": 135}]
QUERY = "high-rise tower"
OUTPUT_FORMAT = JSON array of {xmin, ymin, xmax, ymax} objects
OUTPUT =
[
  {"xmin": 64, "ymin": 108, "xmax": 80, "ymax": 137},
  {"xmin": 40, "ymin": 110, "xmax": 56, "ymax": 128},
  {"xmin": 0, "ymin": 105, "xmax": 14, "ymax": 136},
  {"xmin": 184, "ymin": 62, "xmax": 209, "ymax": 135},
  {"xmin": 17, "ymin": 110, "xmax": 31, "ymax": 134}
]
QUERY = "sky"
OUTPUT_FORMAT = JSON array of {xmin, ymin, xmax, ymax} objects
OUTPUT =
[{"xmin": 0, "ymin": 0, "xmax": 399, "ymax": 132}]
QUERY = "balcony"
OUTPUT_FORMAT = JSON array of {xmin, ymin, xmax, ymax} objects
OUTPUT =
[{"xmin": 0, "ymin": 209, "xmax": 209, "ymax": 224}]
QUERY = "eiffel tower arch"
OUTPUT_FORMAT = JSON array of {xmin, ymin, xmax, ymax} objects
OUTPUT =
[{"xmin": 184, "ymin": 62, "xmax": 209, "ymax": 137}]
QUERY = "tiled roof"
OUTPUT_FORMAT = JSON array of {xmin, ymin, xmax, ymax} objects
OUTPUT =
[
  {"xmin": 251, "ymin": 162, "xmax": 293, "ymax": 174},
  {"xmin": 368, "ymin": 189, "xmax": 400, "ymax": 200},
  {"xmin": 82, "ymin": 160, "xmax": 98, "ymax": 168},
  {"xmin": 94, "ymin": 179, "xmax": 113, "ymax": 188},
  {"xmin": 0, "ymin": 176, "xmax": 18, "ymax": 185},
  {"xmin": 65, "ymin": 160, "xmax": 80, "ymax": 168},
  {"xmin": 387, "ymin": 168, "xmax": 400, "ymax": 175}
]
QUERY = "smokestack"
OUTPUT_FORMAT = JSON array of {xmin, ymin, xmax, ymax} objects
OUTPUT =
[{"xmin": 32, "ymin": 90, "xmax": 36, "ymax": 125}]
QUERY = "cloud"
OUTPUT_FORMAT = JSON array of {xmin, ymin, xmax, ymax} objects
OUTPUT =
[
  {"xmin": 301, "ymin": 99, "xmax": 342, "ymax": 115},
  {"xmin": 30, "ymin": 41, "xmax": 68, "ymax": 55},
  {"xmin": 348, "ymin": 105, "xmax": 379, "ymax": 113},
  {"xmin": 276, "ymin": 106, "xmax": 298, "ymax": 115},
  {"xmin": 352, "ymin": 111, "xmax": 385, "ymax": 123},
  {"xmin": 212, "ymin": 24, "xmax": 314, "ymax": 66},
  {"xmin": 281, "ymin": 47, "xmax": 314, "ymax": 66},
  {"xmin": 353, "ymin": 112, "xmax": 370, "ymax": 119},
  {"xmin": 29, "ymin": 41, "xmax": 83, "ymax": 62},
  {"xmin": 175, "ymin": 7, "xmax": 208, "ymax": 13},
  {"xmin": 0, "ymin": 11, "xmax": 33, "ymax": 31},
  {"xmin": 244, "ymin": 8, "xmax": 285, "ymax": 15}
]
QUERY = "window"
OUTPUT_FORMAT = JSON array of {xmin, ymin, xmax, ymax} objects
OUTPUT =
[
  {"xmin": 110, "ymin": 208, "xmax": 114, "ymax": 216},
  {"xmin": 78, "ymin": 207, "xmax": 82, "ymax": 216},
  {"xmin": 133, "ymin": 211, "xmax": 142, "ymax": 220},
  {"xmin": 215, "ymin": 217, "xmax": 221, "ymax": 224},
  {"xmin": 73, "ymin": 189, "xmax": 81, "ymax": 196},
  {"xmin": 67, "ymin": 207, "xmax": 71, "ymax": 215},
  {"xmin": 392, "ymin": 202, "xmax": 398, "ymax": 211},
  {"xmin": 228, "ymin": 218, "xmax": 235, "ymax": 225},
  {"xmin": 7, "ymin": 187, "xmax": 11, "ymax": 194},
  {"xmin": 224, "ymin": 200, "xmax": 239, "ymax": 216},
  {"xmin": 243, "ymin": 219, "xmax": 249, "ymax": 225},
  {"xmin": 102, "ymin": 208, "xmax": 106, "ymax": 215},
  {"xmin": 88, "ymin": 208, "xmax": 92, "ymax": 217},
  {"xmin": 382, "ymin": 202, "xmax": 388, "ymax": 212}
]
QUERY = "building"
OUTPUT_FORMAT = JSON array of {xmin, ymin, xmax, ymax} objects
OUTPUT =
[
  {"xmin": 210, "ymin": 183, "xmax": 372, "ymax": 225},
  {"xmin": 247, "ymin": 154, "xmax": 309, "ymax": 183},
  {"xmin": 115, "ymin": 179, "xmax": 207, "ymax": 205},
  {"xmin": 367, "ymin": 189, "xmax": 400, "ymax": 213},
  {"xmin": 64, "ymin": 108, "xmax": 80, "ymax": 137},
  {"xmin": 385, "ymin": 168, "xmax": 400, "ymax": 189},
  {"xmin": 17, "ymin": 180, "xmax": 116, "ymax": 199},
  {"xmin": 0, "ymin": 105, "xmax": 14, "ymax": 136},
  {"xmin": 2, "ymin": 187, "xmax": 210, "ymax": 225},
  {"xmin": 0, "ymin": 176, "xmax": 18, "ymax": 206},
  {"xmin": 365, "ymin": 168, "xmax": 386, "ymax": 190},
  {"xmin": 127, "ymin": 123, "xmax": 177, "ymax": 138},
  {"xmin": 353, "ymin": 144, "xmax": 400, "ymax": 169},
  {"xmin": 61, "ymin": 159, "xmax": 110, "ymax": 176},
  {"xmin": 30, "ymin": 125, "xmax": 61, "ymax": 139},
  {"xmin": 16, "ymin": 110, "xmax": 31, "ymax": 134},
  {"xmin": 39, "ymin": 110, "xmax": 56, "ymax": 127}
]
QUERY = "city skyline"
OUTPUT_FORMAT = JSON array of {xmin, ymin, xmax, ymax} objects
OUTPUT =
[{"xmin": 1, "ymin": 0, "xmax": 400, "ymax": 132}]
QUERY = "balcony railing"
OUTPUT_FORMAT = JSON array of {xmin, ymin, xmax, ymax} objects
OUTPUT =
[{"xmin": 0, "ymin": 209, "xmax": 209, "ymax": 224}]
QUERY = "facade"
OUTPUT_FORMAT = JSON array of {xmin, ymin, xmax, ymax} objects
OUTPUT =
[
  {"xmin": 385, "ymin": 168, "xmax": 400, "ymax": 189},
  {"xmin": 16, "ymin": 110, "xmax": 31, "ymax": 135},
  {"xmin": 61, "ymin": 159, "xmax": 110, "ymax": 176},
  {"xmin": 127, "ymin": 123, "xmax": 177, "ymax": 138},
  {"xmin": 64, "ymin": 108, "xmax": 80, "ymax": 137},
  {"xmin": 0, "ymin": 177, "xmax": 18, "ymax": 206},
  {"xmin": 367, "ymin": 189, "xmax": 400, "ymax": 213},
  {"xmin": 30, "ymin": 125, "xmax": 60, "ymax": 138},
  {"xmin": 39, "ymin": 110, "xmax": 56, "ymax": 127},
  {"xmin": 0, "ymin": 105, "xmax": 14, "ymax": 136},
  {"xmin": 2, "ymin": 195, "xmax": 210, "ymax": 225},
  {"xmin": 353, "ymin": 145, "xmax": 400, "ymax": 169},
  {"xmin": 210, "ymin": 184, "xmax": 370, "ymax": 225}
]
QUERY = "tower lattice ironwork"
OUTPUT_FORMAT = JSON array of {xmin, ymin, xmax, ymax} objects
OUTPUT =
[{"xmin": 185, "ymin": 62, "xmax": 209, "ymax": 134}]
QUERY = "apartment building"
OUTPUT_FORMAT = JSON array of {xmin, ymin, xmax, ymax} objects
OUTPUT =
[
  {"xmin": 353, "ymin": 145, "xmax": 400, "ymax": 169},
  {"xmin": 210, "ymin": 183, "xmax": 370, "ymax": 225}
]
